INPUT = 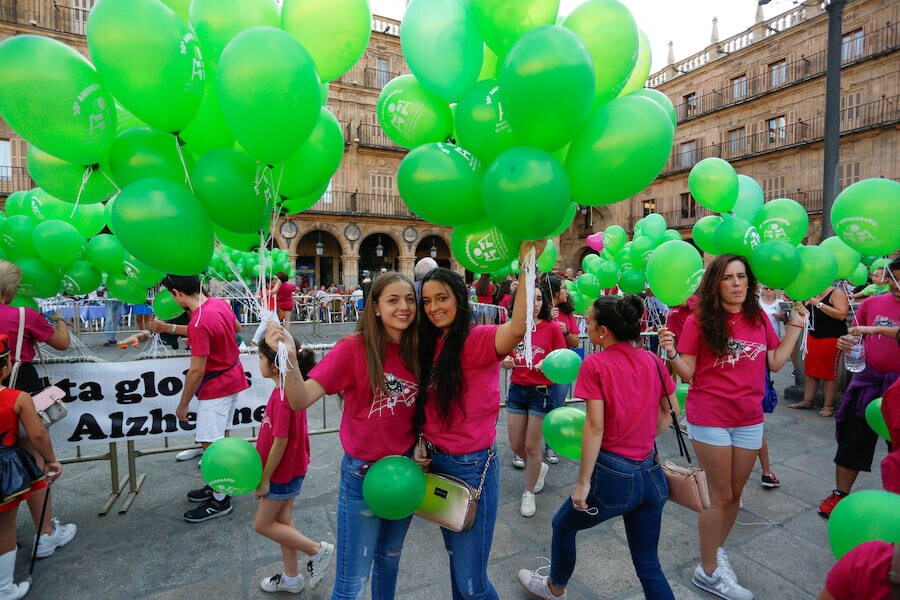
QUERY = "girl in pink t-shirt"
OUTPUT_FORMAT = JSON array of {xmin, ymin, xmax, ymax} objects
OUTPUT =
[
  {"xmin": 270, "ymin": 272, "xmax": 419, "ymax": 600},
  {"xmin": 518, "ymin": 294, "xmax": 678, "ymax": 600},
  {"xmin": 417, "ymin": 243, "xmax": 539, "ymax": 600},
  {"xmin": 658, "ymin": 254, "xmax": 807, "ymax": 599},
  {"xmin": 501, "ymin": 284, "xmax": 566, "ymax": 517},
  {"xmin": 254, "ymin": 338, "xmax": 334, "ymax": 594}
]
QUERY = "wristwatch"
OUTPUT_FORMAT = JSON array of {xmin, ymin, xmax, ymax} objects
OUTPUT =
[
  {"xmin": 171, "ymin": 324, "xmax": 177, "ymax": 334},
  {"xmin": 816, "ymin": 302, "xmax": 824, "ymax": 309}
]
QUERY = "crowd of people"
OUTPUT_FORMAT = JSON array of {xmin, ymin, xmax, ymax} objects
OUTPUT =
[{"xmin": 0, "ymin": 250, "xmax": 897, "ymax": 599}]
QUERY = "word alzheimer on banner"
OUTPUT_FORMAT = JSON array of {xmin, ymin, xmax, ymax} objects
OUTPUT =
[{"xmin": 44, "ymin": 356, "xmax": 272, "ymax": 447}]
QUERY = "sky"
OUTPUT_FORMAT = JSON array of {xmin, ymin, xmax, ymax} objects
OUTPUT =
[{"xmin": 370, "ymin": 0, "xmax": 806, "ymax": 74}]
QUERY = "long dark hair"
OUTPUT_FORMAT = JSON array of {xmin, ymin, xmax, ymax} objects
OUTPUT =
[
  {"xmin": 589, "ymin": 295, "xmax": 644, "ymax": 342},
  {"xmin": 696, "ymin": 254, "xmax": 764, "ymax": 357},
  {"xmin": 509, "ymin": 280, "xmax": 551, "ymax": 320},
  {"xmin": 474, "ymin": 273, "xmax": 492, "ymax": 297},
  {"xmin": 416, "ymin": 268, "xmax": 471, "ymax": 426},
  {"xmin": 543, "ymin": 274, "xmax": 573, "ymax": 315}
]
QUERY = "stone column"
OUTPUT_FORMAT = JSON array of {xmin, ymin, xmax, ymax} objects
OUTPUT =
[
  {"xmin": 398, "ymin": 256, "xmax": 415, "ymax": 280},
  {"xmin": 341, "ymin": 254, "xmax": 360, "ymax": 289},
  {"xmin": 449, "ymin": 259, "xmax": 465, "ymax": 276}
]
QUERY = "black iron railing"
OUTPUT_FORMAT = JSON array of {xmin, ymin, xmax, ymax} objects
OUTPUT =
[
  {"xmin": 299, "ymin": 190, "xmax": 417, "ymax": 220},
  {"xmin": 0, "ymin": 166, "xmax": 34, "ymax": 197}
]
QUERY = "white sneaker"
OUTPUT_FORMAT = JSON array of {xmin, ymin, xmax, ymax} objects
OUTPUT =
[
  {"xmin": 520, "ymin": 491, "xmax": 536, "ymax": 517},
  {"xmin": 691, "ymin": 564, "xmax": 753, "ymax": 600},
  {"xmin": 534, "ymin": 462, "xmax": 549, "ymax": 494},
  {"xmin": 545, "ymin": 448, "xmax": 559, "ymax": 464},
  {"xmin": 717, "ymin": 547, "xmax": 736, "ymax": 581},
  {"xmin": 305, "ymin": 540, "xmax": 335, "ymax": 589},
  {"xmin": 35, "ymin": 518, "xmax": 77, "ymax": 558},
  {"xmin": 176, "ymin": 447, "xmax": 203, "ymax": 461},
  {"xmin": 512, "ymin": 454, "xmax": 525, "ymax": 469},
  {"xmin": 517, "ymin": 567, "xmax": 567, "ymax": 599},
  {"xmin": 260, "ymin": 573, "xmax": 304, "ymax": 594}
]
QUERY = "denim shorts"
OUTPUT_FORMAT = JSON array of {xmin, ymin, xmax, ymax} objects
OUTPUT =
[
  {"xmin": 506, "ymin": 383, "xmax": 555, "ymax": 417},
  {"xmin": 266, "ymin": 475, "xmax": 304, "ymax": 500},
  {"xmin": 686, "ymin": 422, "xmax": 764, "ymax": 450}
]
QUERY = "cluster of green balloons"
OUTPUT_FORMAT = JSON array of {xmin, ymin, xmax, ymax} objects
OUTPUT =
[
  {"xmin": 384, "ymin": 0, "xmax": 675, "ymax": 273},
  {"xmin": 200, "ymin": 437, "xmax": 263, "ymax": 496},
  {"xmin": 542, "ymin": 406, "xmax": 586, "ymax": 460},
  {"xmin": 208, "ymin": 246, "xmax": 292, "ymax": 286},
  {"xmin": 362, "ymin": 456, "xmax": 427, "ymax": 520},
  {"xmin": 0, "ymin": 0, "xmax": 369, "ymax": 300},
  {"xmin": 827, "ymin": 489, "xmax": 900, "ymax": 559}
]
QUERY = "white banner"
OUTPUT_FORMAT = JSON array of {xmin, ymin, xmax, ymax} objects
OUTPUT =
[{"xmin": 43, "ymin": 356, "xmax": 274, "ymax": 447}]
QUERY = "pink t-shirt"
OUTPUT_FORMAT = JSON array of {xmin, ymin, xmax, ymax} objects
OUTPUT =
[
  {"xmin": 554, "ymin": 311, "xmax": 579, "ymax": 346},
  {"xmin": 257, "ymin": 387, "xmax": 310, "ymax": 483},
  {"xmin": 881, "ymin": 378, "xmax": 900, "ymax": 494},
  {"xmin": 825, "ymin": 540, "xmax": 893, "ymax": 600},
  {"xmin": 0, "ymin": 305, "xmax": 54, "ymax": 363},
  {"xmin": 574, "ymin": 343, "xmax": 676, "ymax": 460},
  {"xmin": 665, "ymin": 295, "xmax": 698, "ymax": 340},
  {"xmin": 308, "ymin": 335, "xmax": 417, "ymax": 462},
  {"xmin": 423, "ymin": 325, "xmax": 501, "ymax": 454},
  {"xmin": 509, "ymin": 320, "xmax": 566, "ymax": 386},
  {"xmin": 188, "ymin": 298, "xmax": 248, "ymax": 401},
  {"xmin": 276, "ymin": 282, "xmax": 296, "ymax": 310},
  {"xmin": 678, "ymin": 312, "xmax": 779, "ymax": 428},
  {"xmin": 855, "ymin": 293, "xmax": 900, "ymax": 375}
]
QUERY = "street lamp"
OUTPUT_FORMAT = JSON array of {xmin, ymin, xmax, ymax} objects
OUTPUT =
[
  {"xmin": 375, "ymin": 235, "xmax": 384, "ymax": 258},
  {"xmin": 315, "ymin": 232, "xmax": 324, "ymax": 256},
  {"xmin": 429, "ymin": 237, "xmax": 438, "ymax": 259}
]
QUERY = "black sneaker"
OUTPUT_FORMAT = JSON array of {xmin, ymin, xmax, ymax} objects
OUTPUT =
[
  {"xmin": 187, "ymin": 485, "xmax": 213, "ymax": 503},
  {"xmin": 184, "ymin": 496, "xmax": 232, "ymax": 523}
]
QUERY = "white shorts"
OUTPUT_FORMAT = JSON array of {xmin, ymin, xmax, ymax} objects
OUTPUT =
[{"xmin": 194, "ymin": 393, "xmax": 239, "ymax": 443}]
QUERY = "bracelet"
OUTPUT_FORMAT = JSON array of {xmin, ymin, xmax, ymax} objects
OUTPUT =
[
  {"xmin": 667, "ymin": 351, "xmax": 681, "ymax": 361},
  {"xmin": 790, "ymin": 322, "xmax": 804, "ymax": 329},
  {"xmin": 171, "ymin": 324, "xmax": 177, "ymax": 334}
]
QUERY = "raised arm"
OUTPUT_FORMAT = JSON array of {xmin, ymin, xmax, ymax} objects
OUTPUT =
[
  {"xmin": 265, "ymin": 322, "xmax": 326, "ymax": 411},
  {"xmin": 495, "ymin": 241, "xmax": 546, "ymax": 356},
  {"xmin": 768, "ymin": 303, "xmax": 808, "ymax": 371}
]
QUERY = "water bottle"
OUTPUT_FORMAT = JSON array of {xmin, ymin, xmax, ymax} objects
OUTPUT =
[{"xmin": 844, "ymin": 336, "xmax": 866, "ymax": 373}]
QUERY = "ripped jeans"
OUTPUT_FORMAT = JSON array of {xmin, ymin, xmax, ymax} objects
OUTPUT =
[{"xmin": 331, "ymin": 453, "xmax": 413, "ymax": 600}]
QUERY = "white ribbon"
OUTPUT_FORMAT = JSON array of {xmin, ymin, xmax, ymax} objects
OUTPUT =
[{"xmin": 522, "ymin": 246, "xmax": 537, "ymax": 369}]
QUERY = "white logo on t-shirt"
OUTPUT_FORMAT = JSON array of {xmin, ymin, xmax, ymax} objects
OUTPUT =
[
  {"xmin": 369, "ymin": 373, "xmax": 418, "ymax": 418},
  {"xmin": 714, "ymin": 338, "xmax": 767, "ymax": 368},
  {"xmin": 511, "ymin": 340, "xmax": 547, "ymax": 364}
]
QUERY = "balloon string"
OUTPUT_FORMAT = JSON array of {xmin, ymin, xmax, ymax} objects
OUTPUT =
[
  {"xmin": 523, "ymin": 247, "xmax": 537, "ymax": 369},
  {"xmin": 98, "ymin": 168, "xmax": 121, "ymax": 192},
  {"xmin": 174, "ymin": 136, "xmax": 194, "ymax": 193},
  {"xmin": 70, "ymin": 166, "xmax": 91, "ymax": 219}
]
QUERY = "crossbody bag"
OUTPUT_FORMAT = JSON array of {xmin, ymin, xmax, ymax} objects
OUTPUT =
[{"xmin": 11, "ymin": 308, "xmax": 67, "ymax": 430}]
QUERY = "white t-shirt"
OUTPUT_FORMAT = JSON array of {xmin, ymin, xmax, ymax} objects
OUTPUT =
[{"xmin": 758, "ymin": 295, "xmax": 784, "ymax": 339}]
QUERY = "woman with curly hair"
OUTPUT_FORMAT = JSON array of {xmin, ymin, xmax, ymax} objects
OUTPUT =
[{"xmin": 658, "ymin": 254, "xmax": 807, "ymax": 600}]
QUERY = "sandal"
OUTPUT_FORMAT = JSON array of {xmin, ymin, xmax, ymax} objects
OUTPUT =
[
  {"xmin": 818, "ymin": 406, "xmax": 835, "ymax": 417},
  {"xmin": 788, "ymin": 401, "xmax": 814, "ymax": 409}
]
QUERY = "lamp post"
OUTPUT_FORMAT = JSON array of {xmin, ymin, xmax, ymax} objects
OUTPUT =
[
  {"xmin": 315, "ymin": 232, "xmax": 324, "ymax": 256},
  {"xmin": 821, "ymin": 0, "xmax": 847, "ymax": 239},
  {"xmin": 429, "ymin": 237, "xmax": 438, "ymax": 259},
  {"xmin": 375, "ymin": 235, "xmax": 384, "ymax": 258}
]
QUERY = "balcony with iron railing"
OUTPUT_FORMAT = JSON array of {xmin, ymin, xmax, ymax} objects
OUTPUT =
[
  {"xmin": 355, "ymin": 123, "xmax": 405, "ymax": 151},
  {"xmin": 1, "ymin": 1, "xmax": 90, "ymax": 37},
  {"xmin": 302, "ymin": 190, "xmax": 417, "ymax": 220},
  {"xmin": 665, "ymin": 23, "xmax": 898, "ymax": 123},
  {"xmin": 0, "ymin": 166, "xmax": 34, "ymax": 197}
]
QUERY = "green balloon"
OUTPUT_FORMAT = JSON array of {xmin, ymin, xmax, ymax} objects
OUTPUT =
[
  {"xmin": 377, "ymin": 75, "xmax": 454, "ymax": 150},
  {"xmin": 108, "ymin": 127, "xmax": 194, "ymax": 189},
  {"xmin": 397, "ymin": 143, "xmax": 486, "ymax": 226},
  {"xmin": 820, "ymin": 236, "xmax": 862, "ymax": 280},
  {"xmin": 537, "ymin": 238, "xmax": 558, "ymax": 273},
  {"xmin": 784, "ymin": 245, "xmax": 839, "ymax": 301},
  {"xmin": 630, "ymin": 235, "xmax": 656, "ymax": 268},
  {"xmin": 26, "ymin": 146, "xmax": 116, "ymax": 204},
  {"xmin": 362, "ymin": 456, "xmax": 426, "ymax": 520},
  {"xmin": 582, "ymin": 254, "xmax": 602, "ymax": 276},
  {"xmin": 152, "ymin": 289, "xmax": 186, "ymax": 320},
  {"xmin": 848, "ymin": 262, "xmax": 868, "ymax": 286},
  {"xmin": 483, "ymin": 147, "xmax": 571, "ymax": 241},
  {"xmin": 713, "ymin": 215, "xmax": 760, "ymax": 258},
  {"xmin": 831, "ymin": 178, "xmax": 900, "ymax": 258},
  {"xmin": 2, "ymin": 191, "xmax": 31, "ymax": 218},
  {"xmin": 33, "ymin": 220, "xmax": 85, "ymax": 266},
  {"xmin": 193, "ymin": 149, "xmax": 270, "ymax": 234},
  {"xmin": 282, "ymin": 0, "xmax": 371, "ymax": 82},
  {"xmin": 689, "ymin": 158, "xmax": 738, "ymax": 213},
  {"xmin": 570, "ymin": 290, "xmax": 592, "ymax": 314},
  {"xmin": 60, "ymin": 261, "xmax": 102, "ymax": 296},
  {"xmin": 548, "ymin": 202, "xmax": 578, "ymax": 238},
  {"xmin": 662, "ymin": 229, "xmax": 683, "ymax": 243},
  {"xmin": 16, "ymin": 256, "xmax": 60, "ymax": 298},
  {"xmin": 278, "ymin": 108, "xmax": 345, "ymax": 199},
  {"xmin": 201, "ymin": 437, "xmax": 263, "ymax": 496},
  {"xmin": 123, "ymin": 253, "xmax": 166, "ymax": 288},
  {"xmin": 84, "ymin": 234, "xmax": 126, "ymax": 274},
  {"xmin": 566, "ymin": 96, "xmax": 674, "ymax": 205},
  {"xmin": 282, "ymin": 182, "xmax": 329, "ymax": 215},
  {"xmin": 542, "ymin": 406, "xmax": 585, "ymax": 460},
  {"xmin": 1, "ymin": 216, "xmax": 37, "ymax": 258},
  {"xmin": 828, "ymin": 489, "xmax": 900, "ymax": 559},
  {"xmin": 542, "ymin": 348, "xmax": 583, "ymax": 385},
  {"xmin": 618, "ymin": 29, "xmax": 652, "ymax": 97},
  {"xmin": 107, "ymin": 272, "xmax": 150, "ymax": 304},
  {"xmin": 110, "ymin": 178, "xmax": 214, "ymax": 275},
  {"xmin": 9, "ymin": 294, "xmax": 38, "ymax": 311},
  {"xmin": 754, "ymin": 198, "xmax": 809, "ymax": 246},
  {"xmin": 217, "ymin": 27, "xmax": 321, "ymax": 165},
  {"xmin": 401, "ymin": 0, "xmax": 483, "ymax": 103},
  {"xmin": 159, "ymin": 0, "xmax": 190, "ymax": 22},
  {"xmin": 732, "ymin": 175, "xmax": 764, "ymax": 223},
  {"xmin": 864, "ymin": 397, "xmax": 889, "ymax": 440},
  {"xmin": 870, "ymin": 257, "xmax": 890, "ymax": 271},
  {"xmin": 470, "ymin": 0, "xmax": 559, "ymax": 59},
  {"xmin": 675, "ymin": 383, "xmax": 689, "ymax": 413},
  {"xmin": 646, "ymin": 241, "xmax": 704, "ymax": 307},
  {"xmin": 603, "ymin": 225, "xmax": 626, "ymax": 253},
  {"xmin": 749, "ymin": 241, "xmax": 801, "ymax": 289},
  {"xmin": 215, "ymin": 226, "xmax": 262, "ymax": 252},
  {"xmin": 499, "ymin": 25, "xmax": 595, "ymax": 151},
  {"xmin": 641, "ymin": 213, "xmax": 667, "ymax": 243},
  {"xmin": 450, "ymin": 219, "xmax": 519, "ymax": 272},
  {"xmin": 562, "ymin": 0, "xmax": 638, "ymax": 107},
  {"xmin": 692, "ymin": 215, "xmax": 722, "ymax": 255},
  {"xmin": 455, "ymin": 79, "xmax": 520, "ymax": 166},
  {"xmin": 576, "ymin": 273, "xmax": 600, "ymax": 298},
  {"xmin": 613, "ymin": 244, "xmax": 633, "ymax": 268},
  {"xmin": 595, "ymin": 261, "xmax": 620, "ymax": 289},
  {"xmin": 179, "ymin": 74, "xmax": 235, "ymax": 157},
  {"xmin": 189, "ymin": 0, "xmax": 280, "ymax": 67},
  {"xmin": 618, "ymin": 268, "xmax": 646, "ymax": 294},
  {"xmin": 0, "ymin": 35, "xmax": 116, "ymax": 165},
  {"xmin": 88, "ymin": 0, "xmax": 203, "ymax": 133}
]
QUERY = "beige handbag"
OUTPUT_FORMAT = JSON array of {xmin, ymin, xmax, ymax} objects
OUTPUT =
[{"xmin": 11, "ymin": 308, "xmax": 68, "ymax": 432}]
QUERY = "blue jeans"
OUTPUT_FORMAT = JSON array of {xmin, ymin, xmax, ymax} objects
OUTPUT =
[
  {"xmin": 550, "ymin": 450, "xmax": 674, "ymax": 600},
  {"xmin": 506, "ymin": 383, "xmax": 555, "ymax": 417},
  {"xmin": 332, "ymin": 453, "xmax": 412, "ymax": 600},
  {"xmin": 104, "ymin": 300, "xmax": 124, "ymax": 339},
  {"xmin": 430, "ymin": 446, "xmax": 499, "ymax": 600}
]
